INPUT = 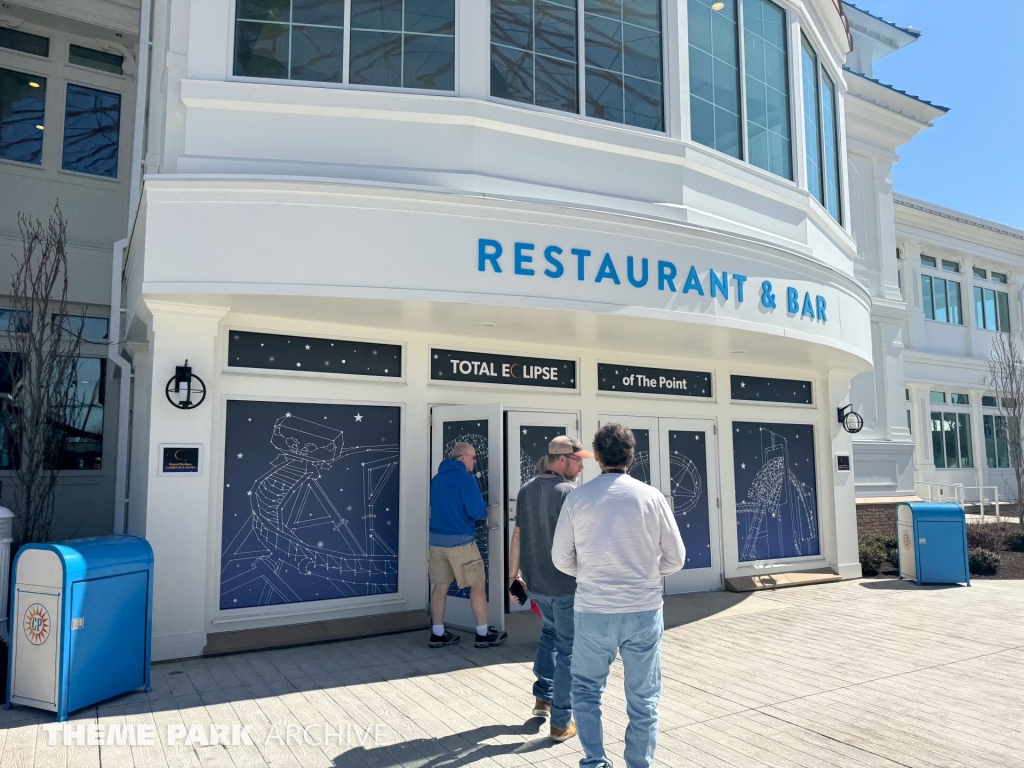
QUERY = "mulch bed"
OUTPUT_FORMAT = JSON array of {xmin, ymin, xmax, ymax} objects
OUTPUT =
[{"xmin": 865, "ymin": 521, "xmax": 1024, "ymax": 580}]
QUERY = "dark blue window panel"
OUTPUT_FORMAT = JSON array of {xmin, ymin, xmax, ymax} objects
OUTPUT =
[
  {"xmin": 61, "ymin": 357, "xmax": 105, "ymax": 470},
  {"xmin": 625, "ymin": 427, "xmax": 652, "ymax": 484},
  {"xmin": 584, "ymin": 0, "xmax": 663, "ymax": 130},
  {"xmin": 1, "ymin": 309, "xmax": 30, "ymax": 333},
  {"xmin": 491, "ymin": 0, "xmax": 578, "ymax": 113},
  {"xmin": 235, "ymin": 0, "xmax": 345, "ymax": 82},
  {"xmin": 0, "ymin": 28, "xmax": 50, "ymax": 57},
  {"xmin": 221, "ymin": 400, "xmax": 400, "ymax": 608},
  {"xmin": 69, "ymin": 45, "xmax": 124, "ymax": 75},
  {"xmin": 731, "ymin": 375, "xmax": 812, "ymax": 404},
  {"xmin": 0, "ymin": 68, "xmax": 45, "ymax": 164},
  {"xmin": 62, "ymin": 84, "xmax": 121, "ymax": 178},
  {"xmin": 668, "ymin": 430, "xmax": 711, "ymax": 569},
  {"xmin": 441, "ymin": 418, "xmax": 491, "ymax": 599},
  {"xmin": 228, "ymin": 330, "xmax": 401, "ymax": 377},
  {"xmin": 350, "ymin": 0, "xmax": 455, "ymax": 90},
  {"xmin": 734, "ymin": 421, "xmax": 819, "ymax": 561}
]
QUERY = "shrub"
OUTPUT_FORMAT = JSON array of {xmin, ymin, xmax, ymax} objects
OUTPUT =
[
  {"xmin": 859, "ymin": 537, "xmax": 887, "ymax": 576},
  {"xmin": 1005, "ymin": 529, "xmax": 1024, "ymax": 552},
  {"xmin": 966, "ymin": 523, "xmax": 1010, "ymax": 552},
  {"xmin": 968, "ymin": 548, "xmax": 1001, "ymax": 576},
  {"xmin": 881, "ymin": 537, "xmax": 898, "ymax": 565}
]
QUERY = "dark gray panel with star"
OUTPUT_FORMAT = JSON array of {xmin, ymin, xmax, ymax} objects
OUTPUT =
[
  {"xmin": 431, "ymin": 349, "xmax": 576, "ymax": 389},
  {"xmin": 731, "ymin": 375, "xmax": 812, "ymax": 404},
  {"xmin": 598, "ymin": 364, "xmax": 712, "ymax": 398},
  {"xmin": 733, "ymin": 421, "xmax": 819, "ymax": 562},
  {"xmin": 220, "ymin": 400, "xmax": 400, "ymax": 610},
  {"xmin": 228, "ymin": 331, "xmax": 401, "ymax": 377}
]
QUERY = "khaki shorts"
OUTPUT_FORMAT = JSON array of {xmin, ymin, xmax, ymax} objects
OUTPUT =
[{"xmin": 428, "ymin": 542, "xmax": 485, "ymax": 589}]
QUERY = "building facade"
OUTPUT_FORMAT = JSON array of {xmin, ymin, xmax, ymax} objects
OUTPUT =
[{"xmin": 0, "ymin": 0, "xmax": 140, "ymax": 538}]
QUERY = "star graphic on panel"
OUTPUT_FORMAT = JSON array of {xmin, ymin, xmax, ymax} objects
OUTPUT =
[
  {"xmin": 305, "ymin": 344, "xmax": 311, "ymax": 350},
  {"xmin": 695, "ymin": 434, "xmax": 700, "ymax": 440},
  {"xmin": 285, "ymin": 412, "xmax": 292, "ymax": 417},
  {"xmin": 237, "ymin": 453, "xmax": 244, "ymax": 459},
  {"xmin": 433, "ymin": 354, "xmax": 438, "ymax": 359},
  {"xmin": 740, "ymin": 381, "xmax": 745, "ymax": 388},
  {"xmin": 354, "ymin": 413, "xmax": 363, "ymax": 422},
  {"xmin": 740, "ymin": 463, "xmax": 746, "ymax": 469},
  {"xmin": 246, "ymin": 491, "xmax": 252, "ymax": 496},
  {"xmin": 522, "ymin": 429, "xmax": 527, "ymax": 434}
]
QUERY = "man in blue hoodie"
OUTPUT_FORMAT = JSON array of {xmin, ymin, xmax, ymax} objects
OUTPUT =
[{"xmin": 428, "ymin": 441, "xmax": 508, "ymax": 649}]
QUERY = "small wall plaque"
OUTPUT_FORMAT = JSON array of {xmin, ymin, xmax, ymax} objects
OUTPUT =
[
  {"xmin": 161, "ymin": 445, "xmax": 202, "ymax": 475},
  {"xmin": 836, "ymin": 455, "xmax": 851, "ymax": 472}
]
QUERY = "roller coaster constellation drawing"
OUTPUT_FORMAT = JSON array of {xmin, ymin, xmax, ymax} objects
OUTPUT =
[
  {"xmin": 221, "ymin": 413, "xmax": 400, "ymax": 607},
  {"xmin": 736, "ymin": 426, "xmax": 818, "ymax": 561}
]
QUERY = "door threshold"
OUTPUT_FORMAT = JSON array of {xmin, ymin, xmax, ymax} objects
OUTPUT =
[{"xmin": 725, "ymin": 567, "xmax": 840, "ymax": 592}]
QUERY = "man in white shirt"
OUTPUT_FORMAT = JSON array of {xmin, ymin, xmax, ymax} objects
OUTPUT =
[{"xmin": 551, "ymin": 423, "xmax": 685, "ymax": 768}]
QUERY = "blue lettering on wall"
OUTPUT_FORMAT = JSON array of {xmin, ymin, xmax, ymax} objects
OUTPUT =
[
  {"xmin": 658, "ymin": 261, "xmax": 677, "ymax": 292},
  {"xmin": 474, "ymin": 239, "xmax": 829, "ymax": 324},
  {"xmin": 595, "ymin": 253, "xmax": 621, "ymax": 284},
  {"xmin": 544, "ymin": 246, "xmax": 564, "ymax": 278},
  {"xmin": 627, "ymin": 256, "xmax": 648, "ymax": 288},
  {"xmin": 572, "ymin": 249, "xmax": 591, "ymax": 281},
  {"xmin": 514, "ymin": 242, "xmax": 535, "ymax": 275},
  {"xmin": 682, "ymin": 265, "xmax": 705, "ymax": 296},
  {"xmin": 479, "ymin": 239, "xmax": 502, "ymax": 272}
]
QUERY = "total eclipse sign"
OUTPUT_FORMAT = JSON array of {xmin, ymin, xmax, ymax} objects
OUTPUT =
[{"xmin": 431, "ymin": 348, "xmax": 576, "ymax": 389}]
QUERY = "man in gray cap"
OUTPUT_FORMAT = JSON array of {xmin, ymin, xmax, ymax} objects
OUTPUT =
[{"xmin": 508, "ymin": 435, "xmax": 592, "ymax": 742}]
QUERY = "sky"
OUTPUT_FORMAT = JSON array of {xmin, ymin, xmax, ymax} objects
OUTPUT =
[{"xmin": 856, "ymin": 1, "xmax": 1023, "ymax": 230}]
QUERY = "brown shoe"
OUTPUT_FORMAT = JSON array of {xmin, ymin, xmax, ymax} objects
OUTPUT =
[
  {"xmin": 532, "ymin": 698, "xmax": 551, "ymax": 718},
  {"xmin": 550, "ymin": 721, "xmax": 577, "ymax": 742}
]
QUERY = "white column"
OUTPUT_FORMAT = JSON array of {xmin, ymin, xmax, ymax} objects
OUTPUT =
[
  {"xmin": 457, "ymin": 0, "xmax": 490, "ymax": 100},
  {"xmin": 665, "ymin": 0, "xmax": 691, "ymax": 142},
  {"xmin": 828, "ymin": 373, "xmax": 861, "ymax": 579},
  {"xmin": 142, "ymin": 301, "xmax": 228, "ymax": 661}
]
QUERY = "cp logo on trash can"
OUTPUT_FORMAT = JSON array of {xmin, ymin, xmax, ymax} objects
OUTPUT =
[
  {"xmin": 901, "ymin": 530, "xmax": 912, "ymax": 550},
  {"xmin": 23, "ymin": 603, "xmax": 51, "ymax": 645}
]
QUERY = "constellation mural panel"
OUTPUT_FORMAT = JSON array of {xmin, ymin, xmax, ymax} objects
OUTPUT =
[
  {"xmin": 668, "ymin": 430, "xmax": 711, "ymax": 569},
  {"xmin": 440, "ymin": 419, "xmax": 490, "ymax": 600},
  {"xmin": 518, "ymin": 426, "xmax": 564, "ymax": 486},
  {"xmin": 220, "ymin": 400, "xmax": 400, "ymax": 610},
  {"xmin": 733, "ymin": 422, "xmax": 819, "ymax": 562},
  {"xmin": 626, "ymin": 428, "xmax": 653, "ymax": 485}
]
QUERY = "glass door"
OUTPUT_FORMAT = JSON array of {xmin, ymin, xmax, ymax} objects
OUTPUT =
[
  {"xmin": 506, "ymin": 411, "xmax": 579, "ymax": 612},
  {"xmin": 430, "ymin": 404, "xmax": 504, "ymax": 631}
]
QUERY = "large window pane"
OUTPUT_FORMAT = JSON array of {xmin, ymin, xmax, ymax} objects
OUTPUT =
[
  {"xmin": 689, "ymin": 0, "xmax": 740, "ymax": 156},
  {"xmin": 996, "ymin": 415, "xmax": 1010, "ymax": 468},
  {"xmin": 585, "ymin": 0, "xmax": 662, "ymax": 130},
  {"xmin": 493, "ymin": 0, "xmax": 578, "ymax": 112},
  {"xmin": 922, "ymin": 274, "xmax": 934, "ymax": 320},
  {"xmin": 985, "ymin": 414, "xmax": 997, "ymax": 468},
  {"xmin": 0, "ymin": 68, "xmax": 45, "ymax": 165},
  {"xmin": 352, "ymin": 0, "xmax": 455, "ymax": 89},
  {"xmin": 235, "ymin": 0, "xmax": 346, "ymax": 84},
  {"xmin": 820, "ymin": 70, "xmax": 841, "ymax": 222},
  {"xmin": 984, "ymin": 288, "xmax": 997, "ymax": 331},
  {"xmin": 946, "ymin": 279, "xmax": 961, "ymax": 325},
  {"xmin": 974, "ymin": 285, "xmax": 985, "ymax": 329},
  {"xmin": 957, "ymin": 413, "xmax": 973, "ymax": 468},
  {"xmin": 62, "ymin": 84, "xmax": 121, "ymax": 178},
  {"xmin": 743, "ymin": 0, "xmax": 790, "ymax": 179},
  {"xmin": 801, "ymin": 37, "xmax": 821, "ymax": 202},
  {"xmin": 943, "ymin": 413, "xmax": 959, "ymax": 468},
  {"xmin": 932, "ymin": 276, "xmax": 947, "ymax": 323},
  {"xmin": 60, "ymin": 358, "xmax": 105, "ymax": 470},
  {"xmin": 997, "ymin": 290, "xmax": 1011, "ymax": 332}
]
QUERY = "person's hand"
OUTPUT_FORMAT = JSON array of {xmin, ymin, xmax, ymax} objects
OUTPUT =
[{"xmin": 509, "ymin": 576, "xmax": 527, "ymax": 604}]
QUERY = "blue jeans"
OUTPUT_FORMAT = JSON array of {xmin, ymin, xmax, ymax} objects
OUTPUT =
[
  {"xmin": 530, "ymin": 592, "xmax": 575, "ymax": 730},
  {"xmin": 571, "ymin": 608, "xmax": 664, "ymax": 768}
]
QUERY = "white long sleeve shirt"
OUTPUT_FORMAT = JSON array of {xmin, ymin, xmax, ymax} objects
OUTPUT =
[{"xmin": 551, "ymin": 472, "xmax": 686, "ymax": 614}]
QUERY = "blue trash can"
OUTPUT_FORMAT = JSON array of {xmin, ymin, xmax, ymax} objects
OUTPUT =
[
  {"xmin": 896, "ymin": 502, "xmax": 970, "ymax": 585},
  {"xmin": 5, "ymin": 535, "xmax": 154, "ymax": 721}
]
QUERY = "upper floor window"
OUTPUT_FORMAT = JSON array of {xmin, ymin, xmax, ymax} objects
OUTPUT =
[
  {"xmin": 992, "ymin": 271, "xmax": 1008, "ymax": 284},
  {"xmin": 491, "ymin": 0, "xmax": 664, "ymax": 130},
  {"xmin": 68, "ymin": 45, "xmax": 124, "ymax": 76},
  {"xmin": 0, "ymin": 28, "xmax": 50, "ymax": 58},
  {"xmin": 688, "ymin": 0, "xmax": 791, "ymax": 179},
  {"xmin": 973, "ymin": 267, "xmax": 987, "ymax": 280},
  {"xmin": 62, "ymin": 83, "xmax": 121, "ymax": 177},
  {"xmin": 920, "ymin": 255, "xmax": 936, "ymax": 268},
  {"xmin": 0, "ymin": 67, "xmax": 45, "ymax": 165},
  {"xmin": 801, "ymin": 34, "xmax": 840, "ymax": 222},
  {"xmin": 233, "ymin": 0, "xmax": 456, "ymax": 90},
  {"xmin": 941, "ymin": 259, "xmax": 959, "ymax": 273},
  {"xmin": 921, "ymin": 273, "xmax": 962, "ymax": 325},
  {"xmin": 974, "ymin": 285, "xmax": 1010, "ymax": 332}
]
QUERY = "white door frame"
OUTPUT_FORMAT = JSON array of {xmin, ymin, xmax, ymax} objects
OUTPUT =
[
  {"xmin": 506, "ymin": 410, "xmax": 579, "ymax": 612},
  {"xmin": 430, "ymin": 403, "xmax": 504, "ymax": 631}
]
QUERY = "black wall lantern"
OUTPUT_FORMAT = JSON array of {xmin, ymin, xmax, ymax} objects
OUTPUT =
[
  {"xmin": 165, "ymin": 360, "xmax": 206, "ymax": 410},
  {"xmin": 837, "ymin": 404, "xmax": 864, "ymax": 434}
]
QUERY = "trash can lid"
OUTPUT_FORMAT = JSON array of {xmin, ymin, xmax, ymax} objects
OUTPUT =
[
  {"xmin": 896, "ymin": 502, "xmax": 966, "ymax": 520},
  {"xmin": 17, "ymin": 534, "xmax": 153, "ymax": 582}
]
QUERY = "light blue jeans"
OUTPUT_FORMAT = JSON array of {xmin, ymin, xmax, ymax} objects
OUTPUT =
[
  {"xmin": 571, "ymin": 608, "xmax": 664, "ymax": 768},
  {"xmin": 530, "ymin": 592, "xmax": 575, "ymax": 730}
]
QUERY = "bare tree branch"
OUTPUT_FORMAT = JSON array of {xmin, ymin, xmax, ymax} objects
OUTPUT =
[
  {"xmin": 6, "ymin": 204, "xmax": 85, "ymax": 544},
  {"xmin": 989, "ymin": 332, "xmax": 1024, "ymax": 525}
]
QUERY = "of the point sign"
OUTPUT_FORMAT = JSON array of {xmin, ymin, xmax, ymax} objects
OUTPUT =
[
  {"xmin": 598, "ymin": 363, "xmax": 712, "ymax": 398},
  {"xmin": 431, "ymin": 348, "xmax": 576, "ymax": 389}
]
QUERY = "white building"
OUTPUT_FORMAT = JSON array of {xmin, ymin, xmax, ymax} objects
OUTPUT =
[
  {"xmin": 10, "ymin": 0, "xmax": 984, "ymax": 661},
  {"xmin": 0, "ymin": 1, "xmax": 140, "ymax": 538}
]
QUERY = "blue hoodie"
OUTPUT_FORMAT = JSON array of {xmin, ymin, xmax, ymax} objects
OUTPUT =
[{"xmin": 429, "ymin": 459, "xmax": 488, "ymax": 545}]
